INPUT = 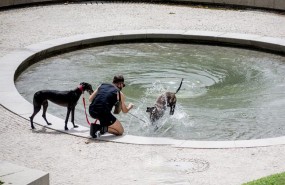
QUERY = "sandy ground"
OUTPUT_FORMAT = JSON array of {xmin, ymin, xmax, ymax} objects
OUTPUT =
[{"xmin": 0, "ymin": 2, "xmax": 285, "ymax": 185}]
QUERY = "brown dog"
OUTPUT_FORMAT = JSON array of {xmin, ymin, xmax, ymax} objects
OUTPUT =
[{"xmin": 146, "ymin": 78, "xmax": 183, "ymax": 124}]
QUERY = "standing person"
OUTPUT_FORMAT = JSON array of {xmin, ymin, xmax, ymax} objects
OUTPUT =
[{"xmin": 89, "ymin": 75, "xmax": 134, "ymax": 137}]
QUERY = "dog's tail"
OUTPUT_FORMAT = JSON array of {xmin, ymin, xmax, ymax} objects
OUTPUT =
[{"xmin": 175, "ymin": 78, "xmax": 184, "ymax": 94}]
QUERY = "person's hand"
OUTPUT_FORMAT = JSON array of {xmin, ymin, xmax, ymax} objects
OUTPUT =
[{"xmin": 128, "ymin": 103, "xmax": 134, "ymax": 110}]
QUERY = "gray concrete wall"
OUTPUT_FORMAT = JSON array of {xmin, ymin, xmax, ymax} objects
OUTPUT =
[
  {"xmin": 0, "ymin": 0, "xmax": 284, "ymax": 11},
  {"xmin": 0, "ymin": 0, "xmax": 58, "ymax": 8},
  {"xmin": 180, "ymin": 0, "xmax": 284, "ymax": 10}
]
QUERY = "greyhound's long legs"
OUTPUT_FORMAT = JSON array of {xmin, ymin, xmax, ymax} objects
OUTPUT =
[
  {"xmin": 42, "ymin": 100, "xmax": 51, "ymax": 125},
  {"xmin": 30, "ymin": 105, "xmax": 41, "ymax": 129},
  {"xmin": 71, "ymin": 107, "xmax": 78, "ymax": 128},
  {"xmin": 65, "ymin": 108, "xmax": 71, "ymax": 130}
]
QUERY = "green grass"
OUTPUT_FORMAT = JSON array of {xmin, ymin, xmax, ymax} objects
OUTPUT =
[{"xmin": 243, "ymin": 172, "xmax": 285, "ymax": 185}]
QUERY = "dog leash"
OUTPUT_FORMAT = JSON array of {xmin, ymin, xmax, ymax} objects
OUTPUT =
[
  {"xmin": 82, "ymin": 94, "xmax": 92, "ymax": 126},
  {"xmin": 82, "ymin": 93, "xmax": 99, "ymax": 126},
  {"xmin": 82, "ymin": 93, "xmax": 103, "ymax": 139},
  {"xmin": 129, "ymin": 112, "xmax": 147, "ymax": 123}
]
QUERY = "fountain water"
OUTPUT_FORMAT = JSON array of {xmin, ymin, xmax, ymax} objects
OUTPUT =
[{"xmin": 16, "ymin": 43, "xmax": 285, "ymax": 140}]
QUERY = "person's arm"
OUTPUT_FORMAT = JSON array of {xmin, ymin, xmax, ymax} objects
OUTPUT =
[
  {"xmin": 120, "ymin": 92, "xmax": 134, "ymax": 113},
  {"xmin": 89, "ymin": 87, "xmax": 99, "ymax": 102}
]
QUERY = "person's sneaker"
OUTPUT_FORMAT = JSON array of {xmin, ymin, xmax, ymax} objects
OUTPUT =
[
  {"xmin": 90, "ymin": 124, "xmax": 101, "ymax": 138},
  {"xmin": 95, "ymin": 130, "xmax": 101, "ymax": 138}
]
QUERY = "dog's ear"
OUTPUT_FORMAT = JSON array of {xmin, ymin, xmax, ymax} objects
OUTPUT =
[
  {"xmin": 146, "ymin": 107, "xmax": 154, "ymax": 112},
  {"xmin": 146, "ymin": 107, "xmax": 151, "ymax": 112},
  {"xmin": 146, "ymin": 107, "xmax": 155, "ymax": 113}
]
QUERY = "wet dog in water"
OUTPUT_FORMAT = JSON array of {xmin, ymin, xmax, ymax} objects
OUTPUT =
[
  {"xmin": 30, "ymin": 82, "xmax": 93, "ymax": 130},
  {"xmin": 146, "ymin": 78, "xmax": 183, "ymax": 124}
]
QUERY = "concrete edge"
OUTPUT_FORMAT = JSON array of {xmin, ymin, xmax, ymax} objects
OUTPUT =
[
  {"xmin": 0, "ymin": 0, "xmax": 284, "ymax": 11},
  {"xmin": 1, "ymin": 29, "xmax": 285, "ymax": 149},
  {"xmin": 0, "ymin": 160, "xmax": 49, "ymax": 185}
]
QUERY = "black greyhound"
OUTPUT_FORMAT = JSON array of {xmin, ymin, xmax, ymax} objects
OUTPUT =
[
  {"xmin": 146, "ymin": 78, "xmax": 184, "ymax": 124},
  {"xmin": 30, "ymin": 82, "xmax": 93, "ymax": 130}
]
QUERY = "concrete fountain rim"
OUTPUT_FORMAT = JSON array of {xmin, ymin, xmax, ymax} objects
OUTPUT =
[{"xmin": 1, "ymin": 29, "xmax": 285, "ymax": 148}]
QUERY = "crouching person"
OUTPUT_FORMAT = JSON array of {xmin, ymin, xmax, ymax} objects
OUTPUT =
[{"xmin": 89, "ymin": 75, "xmax": 134, "ymax": 138}]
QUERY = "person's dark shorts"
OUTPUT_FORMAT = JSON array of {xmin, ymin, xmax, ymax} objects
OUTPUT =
[{"xmin": 89, "ymin": 109, "xmax": 117, "ymax": 127}]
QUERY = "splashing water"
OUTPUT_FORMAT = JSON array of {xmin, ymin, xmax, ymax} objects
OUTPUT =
[{"xmin": 124, "ymin": 80, "xmax": 192, "ymax": 138}]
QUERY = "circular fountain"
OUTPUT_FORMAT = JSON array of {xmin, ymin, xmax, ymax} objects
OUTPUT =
[
  {"xmin": 16, "ymin": 41, "xmax": 285, "ymax": 141},
  {"xmin": 1, "ymin": 30, "xmax": 285, "ymax": 147}
]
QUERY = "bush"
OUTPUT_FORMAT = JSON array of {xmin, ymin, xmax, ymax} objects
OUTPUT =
[{"xmin": 243, "ymin": 172, "xmax": 285, "ymax": 185}]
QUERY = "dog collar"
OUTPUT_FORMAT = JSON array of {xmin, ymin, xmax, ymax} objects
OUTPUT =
[{"xmin": 78, "ymin": 85, "xmax": 84, "ymax": 92}]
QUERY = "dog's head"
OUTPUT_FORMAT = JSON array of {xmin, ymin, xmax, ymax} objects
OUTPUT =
[
  {"xmin": 80, "ymin": 82, "xmax": 94, "ymax": 95},
  {"xmin": 146, "ymin": 106, "xmax": 157, "ymax": 123},
  {"xmin": 146, "ymin": 106, "xmax": 165, "ymax": 124}
]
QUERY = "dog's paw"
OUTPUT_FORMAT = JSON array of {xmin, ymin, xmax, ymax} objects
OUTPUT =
[
  {"xmin": 64, "ymin": 127, "xmax": 69, "ymax": 131},
  {"xmin": 47, "ymin": 123, "xmax": 52, "ymax": 125},
  {"xmin": 31, "ymin": 126, "xmax": 35, "ymax": 129},
  {"xmin": 74, "ymin": 125, "xmax": 79, "ymax": 128}
]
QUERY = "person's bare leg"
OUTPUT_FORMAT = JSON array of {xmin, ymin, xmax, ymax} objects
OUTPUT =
[{"xmin": 108, "ymin": 120, "xmax": 124, "ymax": 136}]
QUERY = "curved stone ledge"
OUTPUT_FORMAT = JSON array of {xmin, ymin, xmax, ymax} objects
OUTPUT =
[
  {"xmin": 1, "ymin": 30, "xmax": 285, "ymax": 148},
  {"xmin": 0, "ymin": 0, "xmax": 284, "ymax": 11}
]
